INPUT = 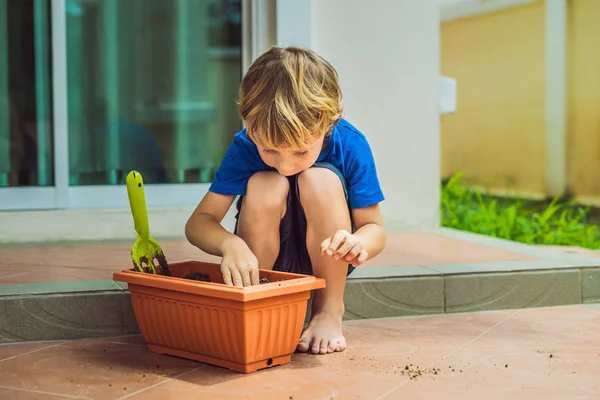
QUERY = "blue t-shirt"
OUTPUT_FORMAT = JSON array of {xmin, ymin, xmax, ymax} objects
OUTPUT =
[{"xmin": 209, "ymin": 119, "xmax": 385, "ymax": 209}]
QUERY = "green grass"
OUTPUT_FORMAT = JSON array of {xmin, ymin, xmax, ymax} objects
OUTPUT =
[{"xmin": 441, "ymin": 173, "xmax": 600, "ymax": 249}]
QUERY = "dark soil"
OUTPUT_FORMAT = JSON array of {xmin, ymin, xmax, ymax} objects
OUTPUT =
[
  {"xmin": 183, "ymin": 272, "xmax": 211, "ymax": 282},
  {"xmin": 138, "ymin": 256, "xmax": 149, "ymax": 273},
  {"xmin": 183, "ymin": 273, "xmax": 271, "ymax": 285},
  {"xmin": 155, "ymin": 253, "xmax": 171, "ymax": 276},
  {"xmin": 401, "ymin": 364, "xmax": 442, "ymax": 380},
  {"xmin": 134, "ymin": 254, "xmax": 170, "ymax": 276}
]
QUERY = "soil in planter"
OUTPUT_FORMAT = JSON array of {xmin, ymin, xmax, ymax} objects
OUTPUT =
[
  {"xmin": 183, "ymin": 272, "xmax": 212, "ymax": 282},
  {"xmin": 182, "ymin": 272, "xmax": 271, "ymax": 285}
]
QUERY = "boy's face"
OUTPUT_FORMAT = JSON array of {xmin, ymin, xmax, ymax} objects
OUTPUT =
[{"xmin": 257, "ymin": 134, "xmax": 325, "ymax": 176}]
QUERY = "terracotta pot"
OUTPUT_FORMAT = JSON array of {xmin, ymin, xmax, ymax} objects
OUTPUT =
[{"xmin": 113, "ymin": 261, "xmax": 325, "ymax": 373}]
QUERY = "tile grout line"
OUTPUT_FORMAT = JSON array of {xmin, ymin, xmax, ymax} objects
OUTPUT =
[
  {"xmin": 375, "ymin": 308, "xmax": 523, "ymax": 400},
  {"xmin": 94, "ymin": 340, "xmax": 147, "ymax": 348},
  {"xmin": 442, "ymin": 275, "xmax": 447, "ymax": 313},
  {"xmin": 0, "ymin": 341, "xmax": 64, "ymax": 363},
  {"xmin": 579, "ymin": 267, "xmax": 584, "ymax": 304},
  {"xmin": 114, "ymin": 366, "xmax": 203, "ymax": 400},
  {"xmin": 0, "ymin": 384, "xmax": 93, "ymax": 399},
  {"xmin": 0, "ymin": 272, "xmax": 31, "ymax": 281}
]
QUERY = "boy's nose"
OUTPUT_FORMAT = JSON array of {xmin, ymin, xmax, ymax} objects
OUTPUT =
[
  {"xmin": 278, "ymin": 168, "xmax": 296, "ymax": 176},
  {"xmin": 277, "ymin": 160, "xmax": 291, "ymax": 171},
  {"xmin": 277, "ymin": 164, "xmax": 296, "ymax": 176}
]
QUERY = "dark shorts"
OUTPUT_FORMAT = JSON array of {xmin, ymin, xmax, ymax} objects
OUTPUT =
[{"xmin": 233, "ymin": 162, "xmax": 355, "ymax": 277}]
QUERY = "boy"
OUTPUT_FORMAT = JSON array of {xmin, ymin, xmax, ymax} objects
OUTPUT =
[{"xmin": 185, "ymin": 46, "xmax": 386, "ymax": 355}]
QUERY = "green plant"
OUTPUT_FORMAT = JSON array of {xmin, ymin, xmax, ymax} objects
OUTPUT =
[{"xmin": 441, "ymin": 173, "xmax": 600, "ymax": 249}]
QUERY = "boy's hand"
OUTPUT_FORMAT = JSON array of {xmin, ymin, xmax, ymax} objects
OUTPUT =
[
  {"xmin": 321, "ymin": 230, "xmax": 368, "ymax": 267},
  {"xmin": 220, "ymin": 238, "xmax": 260, "ymax": 287}
]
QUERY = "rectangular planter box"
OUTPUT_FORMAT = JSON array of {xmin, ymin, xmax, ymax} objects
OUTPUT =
[{"xmin": 113, "ymin": 261, "xmax": 325, "ymax": 373}]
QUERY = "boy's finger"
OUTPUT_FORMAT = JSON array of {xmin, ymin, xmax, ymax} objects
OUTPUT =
[
  {"xmin": 351, "ymin": 251, "xmax": 369, "ymax": 267},
  {"xmin": 335, "ymin": 238, "xmax": 358, "ymax": 259},
  {"xmin": 327, "ymin": 231, "xmax": 347, "ymax": 255},
  {"xmin": 222, "ymin": 269, "xmax": 233, "ymax": 286},
  {"xmin": 357, "ymin": 250, "xmax": 369, "ymax": 264},
  {"xmin": 320, "ymin": 237, "xmax": 332, "ymax": 254},
  {"xmin": 250, "ymin": 266, "xmax": 260, "ymax": 286},
  {"xmin": 345, "ymin": 243, "xmax": 363, "ymax": 261},
  {"xmin": 230, "ymin": 268, "xmax": 244, "ymax": 288},
  {"xmin": 241, "ymin": 269, "xmax": 252, "ymax": 287}
]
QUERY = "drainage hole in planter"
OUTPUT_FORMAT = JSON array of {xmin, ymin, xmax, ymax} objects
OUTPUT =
[{"xmin": 267, "ymin": 358, "xmax": 273, "ymax": 366}]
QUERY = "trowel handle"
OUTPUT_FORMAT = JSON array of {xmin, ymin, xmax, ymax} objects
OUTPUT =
[{"xmin": 126, "ymin": 170, "xmax": 150, "ymax": 240}]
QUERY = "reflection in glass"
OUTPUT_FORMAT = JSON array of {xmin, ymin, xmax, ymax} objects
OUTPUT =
[
  {"xmin": 66, "ymin": 0, "xmax": 243, "ymax": 185},
  {"xmin": 0, "ymin": 0, "xmax": 54, "ymax": 187}
]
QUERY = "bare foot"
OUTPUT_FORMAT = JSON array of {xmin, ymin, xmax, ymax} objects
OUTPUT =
[{"xmin": 296, "ymin": 311, "xmax": 346, "ymax": 354}]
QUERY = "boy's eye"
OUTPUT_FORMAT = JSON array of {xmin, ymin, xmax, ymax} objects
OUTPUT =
[
  {"xmin": 295, "ymin": 151, "xmax": 309, "ymax": 157},
  {"xmin": 263, "ymin": 149, "xmax": 277, "ymax": 154}
]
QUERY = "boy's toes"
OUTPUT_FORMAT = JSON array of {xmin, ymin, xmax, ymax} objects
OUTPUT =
[
  {"xmin": 327, "ymin": 341, "xmax": 337, "ymax": 353},
  {"xmin": 331, "ymin": 338, "xmax": 347, "ymax": 353},
  {"xmin": 308, "ymin": 338, "xmax": 326, "ymax": 354},
  {"xmin": 318, "ymin": 340, "xmax": 329, "ymax": 354},
  {"xmin": 296, "ymin": 331, "xmax": 312, "ymax": 352}
]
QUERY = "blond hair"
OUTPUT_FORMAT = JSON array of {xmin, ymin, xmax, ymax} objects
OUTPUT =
[{"xmin": 238, "ymin": 46, "xmax": 343, "ymax": 150}]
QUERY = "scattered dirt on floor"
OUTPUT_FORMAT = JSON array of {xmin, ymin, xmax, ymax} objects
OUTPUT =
[
  {"xmin": 349, "ymin": 358, "xmax": 471, "ymax": 380},
  {"xmin": 343, "ymin": 356, "xmax": 476, "ymax": 380},
  {"xmin": 400, "ymin": 364, "xmax": 442, "ymax": 380}
]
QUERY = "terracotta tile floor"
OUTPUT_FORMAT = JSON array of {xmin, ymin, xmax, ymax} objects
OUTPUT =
[
  {"xmin": 0, "ymin": 232, "xmax": 535, "ymax": 284},
  {"xmin": 0, "ymin": 304, "xmax": 599, "ymax": 399}
]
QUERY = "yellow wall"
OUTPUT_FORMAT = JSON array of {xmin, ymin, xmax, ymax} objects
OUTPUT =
[
  {"xmin": 568, "ymin": 0, "xmax": 600, "ymax": 202},
  {"xmin": 441, "ymin": 2, "xmax": 546, "ymax": 195}
]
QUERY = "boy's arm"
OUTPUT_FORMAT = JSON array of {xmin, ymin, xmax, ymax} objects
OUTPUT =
[
  {"xmin": 351, "ymin": 203, "xmax": 386, "ymax": 261},
  {"xmin": 186, "ymin": 191, "xmax": 260, "ymax": 287},
  {"xmin": 185, "ymin": 191, "xmax": 246, "ymax": 257},
  {"xmin": 187, "ymin": 132, "xmax": 265, "ymax": 286}
]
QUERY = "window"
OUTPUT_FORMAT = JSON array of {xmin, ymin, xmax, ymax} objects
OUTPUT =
[
  {"xmin": 0, "ymin": 0, "xmax": 54, "ymax": 188},
  {"xmin": 0, "ymin": 0, "xmax": 260, "ymax": 211},
  {"xmin": 65, "ymin": 0, "xmax": 243, "ymax": 186}
]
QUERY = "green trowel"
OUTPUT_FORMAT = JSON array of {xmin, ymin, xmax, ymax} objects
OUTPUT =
[{"xmin": 125, "ymin": 170, "xmax": 170, "ymax": 275}]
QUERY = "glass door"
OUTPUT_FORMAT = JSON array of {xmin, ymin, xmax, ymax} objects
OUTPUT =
[
  {"xmin": 0, "ymin": 0, "xmax": 276, "ymax": 211},
  {"xmin": 65, "ymin": 0, "xmax": 245, "ymax": 208}
]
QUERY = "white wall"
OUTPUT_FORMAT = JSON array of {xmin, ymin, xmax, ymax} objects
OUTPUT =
[{"xmin": 278, "ymin": 0, "xmax": 441, "ymax": 230}]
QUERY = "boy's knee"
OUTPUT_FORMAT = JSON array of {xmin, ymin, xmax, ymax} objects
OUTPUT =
[
  {"xmin": 298, "ymin": 167, "xmax": 345, "ymax": 207},
  {"xmin": 244, "ymin": 171, "xmax": 289, "ymax": 211}
]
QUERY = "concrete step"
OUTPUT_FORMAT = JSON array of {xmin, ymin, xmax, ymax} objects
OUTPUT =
[{"xmin": 1, "ymin": 255, "xmax": 599, "ymax": 343}]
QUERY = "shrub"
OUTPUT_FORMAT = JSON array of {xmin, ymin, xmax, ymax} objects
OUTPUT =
[{"xmin": 441, "ymin": 173, "xmax": 600, "ymax": 249}]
